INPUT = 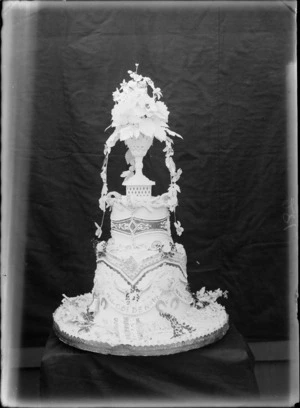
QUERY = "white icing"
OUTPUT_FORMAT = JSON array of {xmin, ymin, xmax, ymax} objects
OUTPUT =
[
  {"xmin": 52, "ymin": 66, "xmax": 230, "ymax": 354},
  {"xmin": 109, "ymin": 198, "xmax": 172, "ymax": 248},
  {"xmin": 53, "ymin": 195, "xmax": 229, "ymax": 353},
  {"xmin": 54, "ymin": 292, "xmax": 228, "ymax": 347},
  {"xmin": 111, "ymin": 199, "xmax": 169, "ymax": 219}
]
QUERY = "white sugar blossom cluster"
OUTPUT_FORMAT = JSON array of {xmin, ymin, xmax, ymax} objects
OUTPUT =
[
  {"xmin": 195, "ymin": 287, "xmax": 228, "ymax": 309},
  {"xmin": 106, "ymin": 64, "xmax": 182, "ymax": 147}
]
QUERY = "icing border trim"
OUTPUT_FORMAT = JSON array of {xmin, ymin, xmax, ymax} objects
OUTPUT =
[{"xmin": 53, "ymin": 320, "xmax": 229, "ymax": 356}]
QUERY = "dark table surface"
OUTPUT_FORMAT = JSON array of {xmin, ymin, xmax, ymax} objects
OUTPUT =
[{"xmin": 40, "ymin": 324, "xmax": 259, "ymax": 404}]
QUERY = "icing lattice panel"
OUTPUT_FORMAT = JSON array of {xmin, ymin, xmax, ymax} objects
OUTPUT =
[
  {"xmin": 126, "ymin": 185, "xmax": 152, "ymax": 197},
  {"xmin": 111, "ymin": 217, "xmax": 169, "ymax": 236}
]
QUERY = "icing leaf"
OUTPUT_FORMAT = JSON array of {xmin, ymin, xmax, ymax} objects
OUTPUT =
[
  {"xmin": 94, "ymin": 222, "xmax": 102, "ymax": 238},
  {"xmin": 155, "ymin": 126, "xmax": 167, "ymax": 142},
  {"xmin": 100, "ymin": 170, "xmax": 107, "ymax": 182},
  {"xmin": 139, "ymin": 118, "xmax": 156, "ymax": 137},
  {"xmin": 125, "ymin": 149, "xmax": 134, "ymax": 165},
  {"xmin": 199, "ymin": 287, "xmax": 206, "ymax": 296},
  {"xmin": 133, "ymin": 127, "xmax": 140, "ymax": 138},
  {"xmin": 119, "ymin": 126, "xmax": 134, "ymax": 141},
  {"xmin": 101, "ymin": 183, "xmax": 108, "ymax": 196},
  {"xmin": 120, "ymin": 170, "xmax": 131, "ymax": 179},
  {"xmin": 166, "ymin": 157, "xmax": 176, "ymax": 174},
  {"xmin": 165, "ymin": 128, "xmax": 183, "ymax": 139},
  {"xmin": 99, "ymin": 196, "xmax": 106, "ymax": 211},
  {"xmin": 172, "ymin": 168, "xmax": 182, "ymax": 183},
  {"xmin": 106, "ymin": 130, "xmax": 119, "ymax": 147}
]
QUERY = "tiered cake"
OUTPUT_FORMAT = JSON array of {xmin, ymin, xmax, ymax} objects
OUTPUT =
[{"xmin": 53, "ymin": 65, "xmax": 229, "ymax": 355}]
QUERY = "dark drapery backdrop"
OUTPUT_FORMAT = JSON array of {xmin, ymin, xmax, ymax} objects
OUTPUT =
[{"xmin": 7, "ymin": 1, "xmax": 294, "ymax": 347}]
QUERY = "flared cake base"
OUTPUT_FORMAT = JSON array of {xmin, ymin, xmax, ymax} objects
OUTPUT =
[{"xmin": 53, "ymin": 293, "xmax": 229, "ymax": 356}]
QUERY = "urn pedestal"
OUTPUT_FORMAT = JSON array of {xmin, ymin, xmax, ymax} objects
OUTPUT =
[{"xmin": 123, "ymin": 134, "xmax": 155, "ymax": 196}]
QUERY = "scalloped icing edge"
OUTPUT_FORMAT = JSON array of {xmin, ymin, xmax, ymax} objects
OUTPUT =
[{"xmin": 53, "ymin": 320, "xmax": 230, "ymax": 356}]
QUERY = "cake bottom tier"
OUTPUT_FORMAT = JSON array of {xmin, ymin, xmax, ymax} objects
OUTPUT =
[{"xmin": 53, "ymin": 293, "xmax": 229, "ymax": 356}]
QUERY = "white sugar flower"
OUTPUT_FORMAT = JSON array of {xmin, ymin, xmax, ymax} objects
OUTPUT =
[
  {"xmin": 111, "ymin": 107, "xmax": 128, "ymax": 126},
  {"xmin": 172, "ymin": 168, "xmax": 182, "ymax": 183},
  {"xmin": 155, "ymin": 101, "xmax": 169, "ymax": 121},
  {"xmin": 96, "ymin": 241, "xmax": 106, "ymax": 252},
  {"xmin": 153, "ymin": 87, "xmax": 162, "ymax": 100},
  {"xmin": 174, "ymin": 221, "xmax": 184, "ymax": 236},
  {"xmin": 162, "ymin": 241, "xmax": 172, "ymax": 253},
  {"xmin": 167, "ymin": 195, "xmax": 178, "ymax": 211}
]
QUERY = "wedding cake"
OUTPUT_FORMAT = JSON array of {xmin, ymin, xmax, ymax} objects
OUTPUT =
[{"xmin": 53, "ymin": 65, "xmax": 229, "ymax": 355}]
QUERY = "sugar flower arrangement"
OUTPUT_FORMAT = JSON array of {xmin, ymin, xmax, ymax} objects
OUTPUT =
[
  {"xmin": 105, "ymin": 63, "xmax": 182, "ymax": 147},
  {"xmin": 191, "ymin": 287, "xmax": 228, "ymax": 310},
  {"xmin": 97, "ymin": 64, "xmax": 184, "ymax": 238}
]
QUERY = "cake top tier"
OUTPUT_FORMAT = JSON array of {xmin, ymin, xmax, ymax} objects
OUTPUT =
[{"xmin": 96, "ymin": 65, "xmax": 184, "ymax": 238}]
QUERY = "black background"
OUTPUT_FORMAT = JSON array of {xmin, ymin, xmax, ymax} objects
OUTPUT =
[{"xmin": 6, "ymin": 1, "xmax": 295, "ymax": 348}]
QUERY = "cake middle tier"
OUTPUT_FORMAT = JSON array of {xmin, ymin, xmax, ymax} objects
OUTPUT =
[
  {"xmin": 110, "ymin": 201, "xmax": 171, "ymax": 248},
  {"xmin": 91, "ymin": 243, "xmax": 189, "ymax": 320}
]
